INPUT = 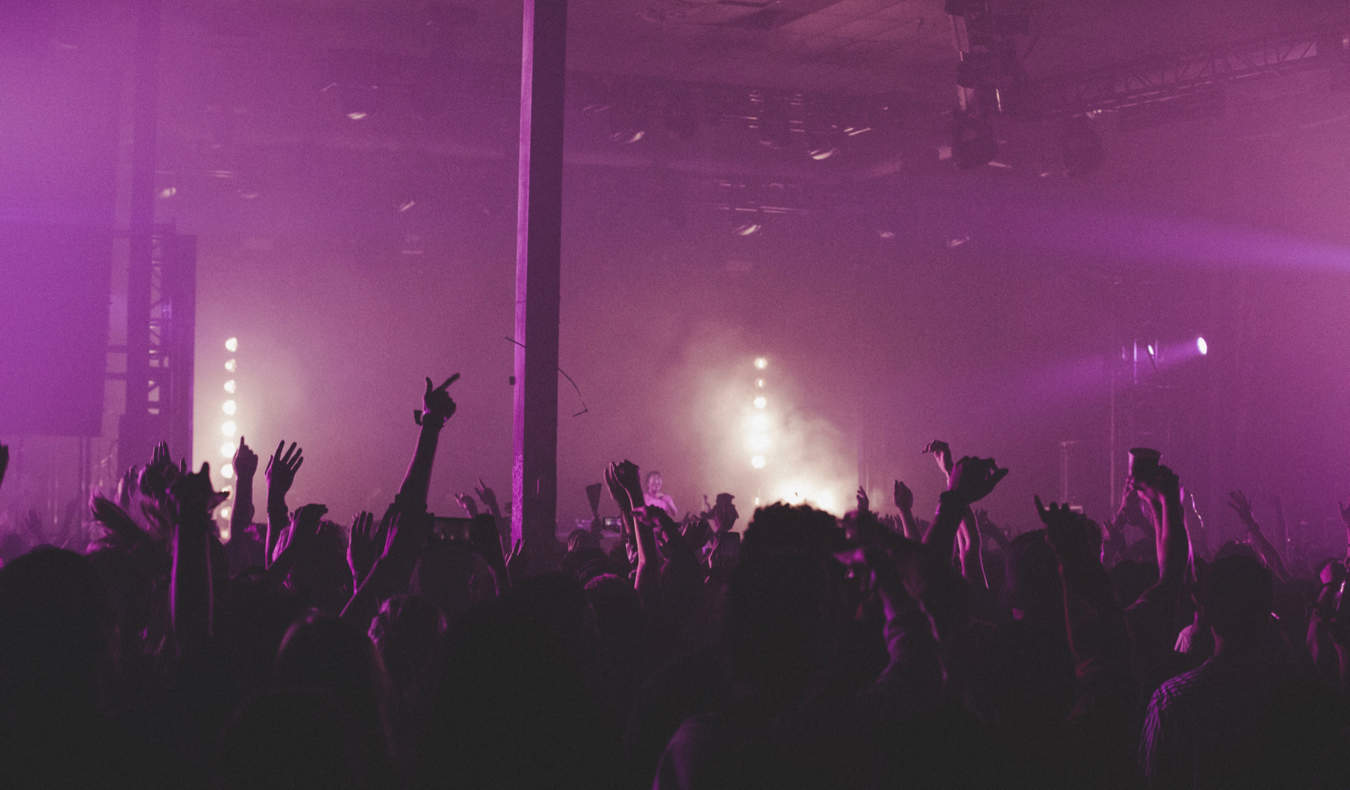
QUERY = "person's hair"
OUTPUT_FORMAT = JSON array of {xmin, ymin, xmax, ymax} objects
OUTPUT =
[{"xmin": 1199, "ymin": 553, "xmax": 1274, "ymax": 639}]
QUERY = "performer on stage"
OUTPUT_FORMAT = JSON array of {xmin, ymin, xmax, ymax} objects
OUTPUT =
[{"xmin": 644, "ymin": 470, "xmax": 678, "ymax": 518}]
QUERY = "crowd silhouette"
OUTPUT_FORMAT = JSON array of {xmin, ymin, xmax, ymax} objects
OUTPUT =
[{"xmin": 0, "ymin": 379, "xmax": 1347, "ymax": 789}]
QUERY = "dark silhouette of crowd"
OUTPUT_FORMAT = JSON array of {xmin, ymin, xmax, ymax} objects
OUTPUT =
[{"xmin": 0, "ymin": 381, "xmax": 1348, "ymax": 789}]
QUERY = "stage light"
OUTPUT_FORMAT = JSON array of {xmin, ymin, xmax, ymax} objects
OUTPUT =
[
  {"xmin": 749, "ymin": 435, "xmax": 770, "ymax": 452},
  {"xmin": 1196, "ymin": 336, "xmax": 1208, "ymax": 356},
  {"xmin": 346, "ymin": 111, "xmax": 368, "ymax": 120},
  {"xmin": 733, "ymin": 220, "xmax": 764, "ymax": 237},
  {"xmin": 220, "ymin": 442, "xmax": 235, "ymax": 458},
  {"xmin": 750, "ymin": 414, "xmax": 770, "ymax": 431},
  {"xmin": 221, "ymin": 464, "xmax": 234, "ymax": 480},
  {"xmin": 224, "ymin": 379, "xmax": 237, "ymax": 394},
  {"xmin": 222, "ymin": 400, "xmax": 238, "ymax": 416},
  {"xmin": 225, "ymin": 359, "xmax": 237, "ymax": 372},
  {"xmin": 755, "ymin": 378, "xmax": 765, "ymax": 388},
  {"xmin": 221, "ymin": 420, "xmax": 238, "ymax": 437},
  {"xmin": 753, "ymin": 396, "xmax": 767, "ymax": 409},
  {"xmin": 754, "ymin": 357, "xmax": 768, "ymax": 370},
  {"xmin": 751, "ymin": 455, "xmax": 767, "ymax": 469},
  {"xmin": 220, "ymin": 506, "xmax": 232, "ymax": 520},
  {"xmin": 225, "ymin": 337, "xmax": 238, "ymax": 352},
  {"xmin": 1146, "ymin": 344, "xmax": 1155, "ymax": 357}
]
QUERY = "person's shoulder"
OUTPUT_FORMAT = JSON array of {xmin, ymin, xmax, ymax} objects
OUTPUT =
[{"xmin": 1150, "ymin": 660, "xmax": 1212, "ymax": 709}]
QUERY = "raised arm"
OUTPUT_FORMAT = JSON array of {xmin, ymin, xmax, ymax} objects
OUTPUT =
[
  {"xmin": 1228, "ymin": 490, "xmax": 1288, "ymax": 582},
  {"xmin": 924, "ymin": 456, "xmax": 1008, "ymax": 556},
  {"xmin": 167, "ymin": 463, "xmax": 219, "ymax": 652},
  {"xmin": 893, "ymin": 480, "xmax": 921, "ymax": 541},
  {"xmin": 264, "ymin": 440, "xmax": 303, "ymax": 567},
  {"xmin": 230, "ymin": 436, "xmax": 259, "ymax": 543},
  {"xmin": 396, "ymin": 375, "xmax": 460, "ymax": 516}
]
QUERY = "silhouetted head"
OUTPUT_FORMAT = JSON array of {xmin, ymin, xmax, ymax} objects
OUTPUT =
[
  {"xmin": 275, "ymin": 613, "xmax": 392, "ymax": 764},
  {"xmin": 1198, "ymin": 553, "xmax": 1274, "ymax": 644},
  {"xmin": 0, "ymin": 547, "xmax": 108, "ymax": 711},
  {"xmin": 368, "ymin": 595, "xmax": 448, "ymax": 702}
]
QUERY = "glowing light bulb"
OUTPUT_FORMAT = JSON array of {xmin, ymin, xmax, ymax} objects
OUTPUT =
[
  {"xmin": 224, "ymin": 359, "xmax": 237, "ymax": 372},
  {"xmin": 220, "ymin": 506, "xmax": 231, "ymax": 520},
  {"xmin": 755, "ymin": 378, "xmax": 765, "ymax": 388},
  {"xmin": 225, "ymin": 337, "xmax": 238, "ymax": 352},
  {"xmin": 753, "ymin": 396, "xmax": 767, "ymax": 409},
  {"xmin": 221, "ymin": 463, "xmax": 234, "ymax": 479},
  {"xmin": 750, "ymin": 414, "xmax": 770, "ymax": 431},
  {"xmin": 222, "ymin": 400, "xmax": 237, "ymax": 416},
  {"xmin": 221, "ymin": 420, "xmax": 238, "ymax": 437},
  {"xmin": 754, "ymin": 357, "xmax": 768, "ymax": 370},
  {"xmin": 224, "ymin": 379, "xmax": 237, "ymax": 394},
  {"xmin": 1196, "ymin": 336, "xmax": 1208, "ymax": 356},
  {"xmin": 220, "ymin": 442, "xmax": 235, "ymax": 458},
  {"xmin": 750, "ymin": 455, "xmax": 766, "ymax": 469}
]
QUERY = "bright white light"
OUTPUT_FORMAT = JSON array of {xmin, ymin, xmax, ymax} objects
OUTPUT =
[
  {"xmin": 751, "ymin": 455, "xmax": 766, "ymax": 469},
  {"xmin": 753, "ymin": 396, "xmax": 767, "ymax": 409},
  {"xmin": 223, "ymin": 379, "xmax": 237, "ymax": 394},
  {"xmin": 220, "ymin": 506, "xmax": 231, "ymax": 520},
  {"xmin": 1146, "ymin": 344, "xmax": 1156, "ymax": 357},
  {"xmin": 224, "ymin": 359, "xmax": 237, "ymax": 372},
  {"xmin": 1196, "ymin": 336, "xmax": 1208, "ymax": 356},
  {"xmin": 346, "ymin": 111, "xmax": 369, "ymax": 120},
  {"xmin": 224, "ymin": 337, "xmax": 238, "ymax": 352},
  {"xmin": 221, "ymin": 463, "xmax": 234, "ymax": 479},
  {"xmin": 222, "ymin": 400, "xmax": 238, "ymax": 416},
  {"xmin": 755, "ymin": 378, "xmax": 765, "ymax": 388},
  {"xmin": 754, "ymin": 357, "xmax": 768, "ymax": 370},
  {"xmin": 750, "ymin": 414, "xmax": 770, "ymax": 431},
  {"xmin": 749, "ymin": 435, "xmax": 770, "ymax": 452},
  {"xmin": 221, "ymin": 420, "xmax": 238, "ymax": 438},
  {"xmin": 220, "ymin": 442, "xmax": 235, "ymax": 458}
]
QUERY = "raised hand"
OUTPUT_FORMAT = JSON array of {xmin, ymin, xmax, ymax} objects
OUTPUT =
[
  {"xmin": 141, "ymin": 441, "xmax": 180, "ymax": 499},
  {"xmin": 893, "ymin": 480, "xmax": 914, "ymax": 512},
  {"xmin": 346, "ymin": 511, "xmax": 381, "ymax": 585},
  {"xmin": 946, "ymin": 457, "xmax": 1009, "ymax": 505},
  {"xmin": 614, "ymin": 460, "xmax": 644, "ymax": 509},
  {"xmin": 1131, "ymin": 464, "xmax": 1181, "ymax": 509},
  {"xmin": 416, "ymin": 374, "xmax": 460, "ymax": 426},
  {"xmin": 856, "ymin": 485, "xmax": 870, "ymax": 514},
  {"xmin": 1035, "ymin": 495, "xmax": 1102, "ymax": 569},
  {"xmin": 473, "ymin": 477, "xmax": 501, "ymax": 516},
  {"xmin": 1227, "ymin": 490, "xmax": 1256, "ymax": 526},
  {"xmin": 604, "ymin": 463, "xmax": 632, "ymax": 512},
  {"xmin": 168, "ymin": 462, "xmax": 222, "ymax": 523},
  {"xmin": 151, "ymin": 440, "xmax": 172, "ymax": 471},
  {"xmin": 265, "ymin": 441, "xmax": 304, "ymax": 499},
  {"xmin": 233, "ymin": 435, "xmax": 259, "ymax": 480},
  {"xmin": 922, "ymin": 439, "xmax": 954, "ymax": 479},
  {"xmin": 454, "ymin": 492, "xmax": 480, "ymax": 517},
  {"xmin": 287, "ymin": 503, "xmax": 329, "ymax": 554}
]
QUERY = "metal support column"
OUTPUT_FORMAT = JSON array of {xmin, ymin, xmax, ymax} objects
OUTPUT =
[
  {"xmin": 511, "ymin": 0, "xmax": 568, "ymax": 569},
  {"xmin": 118, "ymin": 0, "xmax": 161, "ymax": 471}
]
